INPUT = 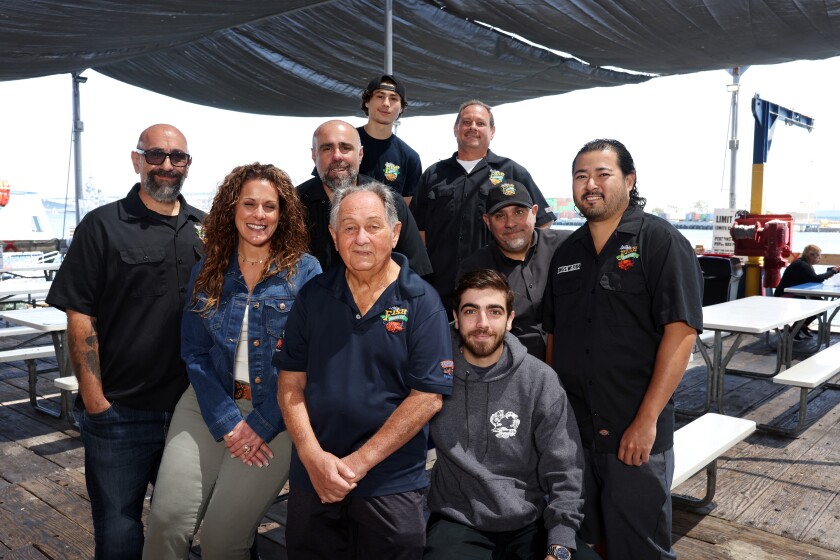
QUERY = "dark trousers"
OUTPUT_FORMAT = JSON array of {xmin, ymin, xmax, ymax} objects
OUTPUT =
[
  {"xmin": 424, "ymin": 514, "xmax": 601, "ymax": 560},
  {"xmin": 79, "ymin": 401, "xmax": 171, "ymax": 560},
  {"xmin": 285, "ymin": 486, "xmax": 426, "ymax": 559},
  {"xmin": 581, "ymin": 447, "xmax": 675, "ymax": 560}
]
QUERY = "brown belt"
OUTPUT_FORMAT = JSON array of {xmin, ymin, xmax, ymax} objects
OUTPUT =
[{"xmin": 234, "ymin": 380, "xmax": 251, "ymax": 401}]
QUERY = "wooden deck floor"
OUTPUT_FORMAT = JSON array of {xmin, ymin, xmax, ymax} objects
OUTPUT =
[{"xmin": 2, "ymin": 330, "xmax": 840, "ymax": 559}]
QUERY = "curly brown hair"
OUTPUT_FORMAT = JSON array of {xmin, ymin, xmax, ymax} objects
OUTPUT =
[{"xmin": 192, "ymin": 162, "xmax": 309, "ymax": 315}]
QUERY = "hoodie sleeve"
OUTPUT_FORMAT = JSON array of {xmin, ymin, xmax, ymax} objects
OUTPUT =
[{"xmin": 534, "ymin": 372, "xmax": 585, "ymax": 549}]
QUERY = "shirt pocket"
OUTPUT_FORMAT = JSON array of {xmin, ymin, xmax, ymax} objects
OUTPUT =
[
  {"xmin": 551, "ymin": 276, "xmax": 582, "ymax": 327},
  {"xmin": 424, "ymin": 184, "xmax": 456, "ymax": 217},
  {"xmin": 263, "ymin": 297, "xmax": 295, "ymax": 339},
  {"xmin": 118, "ymin": 246, "xmax": 167, "ymax": 297},
  {"xmin": 600, "ymin": 272, "xmax": 648, "ymax": 327}
]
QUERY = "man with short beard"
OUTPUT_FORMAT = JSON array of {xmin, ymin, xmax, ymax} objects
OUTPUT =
[
  {"xmin": 543, "ymin": 139, "xmax": 703, "ymax": 560},
  {"xmin": 296, "ymin": 119, "xmax": 431, "ymax": 275},
  {"xmin": 425, "ymin": 270, "xmax": 592, "ymax": 560},
  {"xmin": 47, "ymin": 124, "xmax": 205, "ymax": 559},
  {"xmin": 456, "ymin": 180, "xmax": 570, "ymax": 358}
]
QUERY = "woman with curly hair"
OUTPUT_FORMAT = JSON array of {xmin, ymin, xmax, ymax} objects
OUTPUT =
[{"xmin": 144, "ymin": 163, "xmax": 321, "ymax": 559}]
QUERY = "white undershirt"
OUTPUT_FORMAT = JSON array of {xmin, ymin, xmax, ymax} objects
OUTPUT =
[
  {"xmin": 233, "ymin": 307, "xmax": 250, "ymax": 383},
  {"xmin": 457, "ymin": 158, "xmax": 482, "ymax": 174}
]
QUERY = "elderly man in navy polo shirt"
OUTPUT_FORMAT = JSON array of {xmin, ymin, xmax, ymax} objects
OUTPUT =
[{"xmin": 276, "ymin": 181, "xmax": 453, "ymax": 559}]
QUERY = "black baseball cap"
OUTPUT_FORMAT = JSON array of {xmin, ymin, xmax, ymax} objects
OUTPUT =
[
  {"xmin": 365, "ymin": 74, "xmax": 407, "ymax": 102},
  {"xmin": 485, "ymin": 181, "xmax": 534, "ymax": 215}
]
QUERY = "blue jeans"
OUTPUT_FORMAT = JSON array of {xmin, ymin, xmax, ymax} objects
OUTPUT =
[{"xmin": 79, "ymin": 401, "xmax": 172, "ymax": 560}]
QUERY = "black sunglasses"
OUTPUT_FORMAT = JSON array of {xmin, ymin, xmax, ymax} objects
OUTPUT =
[{"xmin": 134, "ymin": 149, "xmax": 192, "ymax": 167}]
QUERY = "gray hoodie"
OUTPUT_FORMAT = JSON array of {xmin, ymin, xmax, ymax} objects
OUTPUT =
[{"xmin": 428, "ymin": 328, "xmax": 584, "ymax": 549}]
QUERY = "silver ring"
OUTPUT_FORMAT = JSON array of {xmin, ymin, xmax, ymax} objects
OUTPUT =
[{"xmin": 243, "ymin": 444, "xmax": 251, "ymax": 454}]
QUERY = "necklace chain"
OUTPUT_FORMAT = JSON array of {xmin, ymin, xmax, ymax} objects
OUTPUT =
[{"xmin": 239, "ymin": 253, "xmax": 267, "ymax": 265}]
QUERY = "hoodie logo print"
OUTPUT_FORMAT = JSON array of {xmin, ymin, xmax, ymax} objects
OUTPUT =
[{"xmin": 489, "ymin": 410, "xmax": 520, "ymax": 439}]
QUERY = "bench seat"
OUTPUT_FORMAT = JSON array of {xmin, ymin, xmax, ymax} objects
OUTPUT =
[
  {"xmin": 0, "ymin": 345, "xmax": 63, "ymax": 419},
  {"xmin": 762, "ymin": 343, "xmax": 840, "ymax": 435},
  {"xmin": 672, "ymin": 413, "xmax": 756, "ymax": 508}
]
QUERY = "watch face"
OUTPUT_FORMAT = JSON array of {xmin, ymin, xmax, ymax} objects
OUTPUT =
[{"xmin": 548, "ymin": 545, "xmax": 571, "ymax": 560}]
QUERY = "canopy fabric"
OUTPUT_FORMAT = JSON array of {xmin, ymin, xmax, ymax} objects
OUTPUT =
[{"xmin": 1, "ymin": 1, "xmax": 838, "ymax": 116}]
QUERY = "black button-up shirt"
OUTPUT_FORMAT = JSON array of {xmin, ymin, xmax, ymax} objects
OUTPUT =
[
  {"xmin": 543, "ymin": 206, "xmax": 703, "ymax": 454},
  {"xmin": 296, "ymin": 175, "xmax": 432, "ymax": 276},
  {"xmin": 47, "ymin": 184, "xmax": 205, "ymax": 411},
  {"xmin": 410, "ymin": 150, "xmax": 556, "ymax": 308},
  {"xmin": 457, "ymin": 228, "xmax": 570, "ymax": 358}
]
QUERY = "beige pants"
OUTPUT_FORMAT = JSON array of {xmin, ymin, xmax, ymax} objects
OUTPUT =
[{"xmin": 143, "ymin": 385, "xmax": 291, "ymax": 560}]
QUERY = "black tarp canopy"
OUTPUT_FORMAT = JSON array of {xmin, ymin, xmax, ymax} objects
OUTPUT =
[{"xmin": 1, "ymin": 1, "xmax": 838, "ymax": 116}]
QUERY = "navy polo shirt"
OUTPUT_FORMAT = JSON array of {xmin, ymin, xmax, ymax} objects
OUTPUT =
[
  {"xmin": 543, "ymin": 206, "xmax": 703, "ymax": 454},
  {"xmin": 47, "ymin": 183, "xmax": 205, "ymax": 411},
  {"xmin": 274, "ymin": 253, "xmax": 452, "ymax": 496}
]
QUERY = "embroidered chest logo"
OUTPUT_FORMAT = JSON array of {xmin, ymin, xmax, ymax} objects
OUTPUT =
[
  {"xmin": 489, "ymin": 410, "xmax": 520, "ymax": 439},
  {"xmin": 383, "ymin": 162, "xmax": 400, "ymax": 182},
  {"xmin": 616, "ymin": 244, "xmax": 640, "ymax": 271},
  {"xmin": 489, "ymin": 170, "xmax": 505, "ymax": 185},
  {"xmin": 194, "ymin": 224, "xmax": 206, "ymax": 243},
  {"xmin": 381, "ymin": 306, "xmax": 408, "ymax": 333},
  {"xmin": 440, "ymin": 360, "xmax": 454, "ymax": 379}
]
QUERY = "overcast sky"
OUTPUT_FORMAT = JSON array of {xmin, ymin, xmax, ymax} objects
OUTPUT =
[{"xmin": 2, "ymin": 56, "xmax": 837, "ymax": 217}]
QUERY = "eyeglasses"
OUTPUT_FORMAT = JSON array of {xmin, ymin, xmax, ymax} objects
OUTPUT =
[{"xmin": 134, "ymin": 149, "xmax": 192, "ymax": 167}]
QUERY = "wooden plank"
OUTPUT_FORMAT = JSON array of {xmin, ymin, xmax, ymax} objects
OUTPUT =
[
  {"xmin": 0, "ymin": 435, "xmax": 64, "ymax": 484},
  {"xmin": 0, "ymin": 484, "xmax": 94, "ymax": 559},
  {"xmin": 735, "ymin": 422, "xmax": 840, "ymax": 541},
  {"xmin": 0, "ymin": 403, "xmax": 84, "ymax": 471},
  {"xmin": 803, "ymin": 490, "xmax": 840, "ymax": 551},
  {"xmin": 672, "ymin": 509, "xmax": 840, "ymax": 560},
  {"xmin": 0, "ymin": 545, "xmax": 52, "ymax": 559},
  {"xmin": 19, "ymin": 474, "xmax": 93, "ymax": 534}
]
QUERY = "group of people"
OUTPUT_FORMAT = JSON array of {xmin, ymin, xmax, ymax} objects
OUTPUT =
[{"xmin": 46, "ymin": 74, "xmax": 705, "ymax": 560}]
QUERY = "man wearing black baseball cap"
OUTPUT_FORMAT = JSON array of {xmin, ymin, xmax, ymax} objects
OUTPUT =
[
  {"xmin": 359, "ymin": 74, "xmax": 422, "ymax": 203},
  {"xmin": 456, "ymin": 180, "xmax": 570, "ymax": 358}
]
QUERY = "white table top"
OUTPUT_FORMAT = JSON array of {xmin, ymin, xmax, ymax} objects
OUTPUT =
[
  {"xmin": 784, "ymin": 282, "xmax": 840, "ymax": 298},
  {"xmin": 0, "ymin": 306, "xmax": 67, "ymax": 331},
  {"xmin": 703, "ymin": 295, "xmax": 840, "ymax": 334},
  {"xmin": 1, "ymin": 263, "xmax": 62, "ymax": 273},
  {"xmin": 0, "ymin": 279, "xmax": 52, "ymax": 297}
]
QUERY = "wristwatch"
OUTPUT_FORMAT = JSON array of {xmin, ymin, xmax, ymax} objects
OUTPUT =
[{"xmin": 547, "ymin": 544, "xmax": 572, "ymax": 560}]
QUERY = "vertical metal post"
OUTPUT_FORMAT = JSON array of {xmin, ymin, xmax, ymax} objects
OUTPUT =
[
  {"xmin": 71, "ymin": 73, "xmax": 87, "ymax": 225},
  {"xmin": 727, "ymin": 67, "xmax": 742, "ymax": 209},
  {"xmin": 384, "ymin": 0, "xmax": 393, "ymax": 74}
]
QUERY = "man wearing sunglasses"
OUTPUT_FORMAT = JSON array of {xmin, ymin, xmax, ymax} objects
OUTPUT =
[{"xmin": 47, "ymin": 124, "xmax": 205, "ymax": 559}]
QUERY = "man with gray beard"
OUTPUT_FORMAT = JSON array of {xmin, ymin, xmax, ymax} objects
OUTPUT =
[
  {"xmin": 296, "ymin": 119, "xmax": 431, "ymax": 275},
  {"xmin": 47, "ymin": 124, "xmax": 205, "ymax": 559}
]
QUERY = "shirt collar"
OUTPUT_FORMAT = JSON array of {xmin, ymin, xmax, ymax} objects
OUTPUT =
[{"xmin": 121, "ymin": 182, "xmax": 201, "ymax": 223}]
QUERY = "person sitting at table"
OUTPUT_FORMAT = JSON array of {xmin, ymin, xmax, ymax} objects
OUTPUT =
[
  {"xmin": 774, "ymin": 244, "xmax": 840, "ymax": 339},
  {"xmin": 143, "ymin": 163, "xmax": 321, "ymax": 559}
]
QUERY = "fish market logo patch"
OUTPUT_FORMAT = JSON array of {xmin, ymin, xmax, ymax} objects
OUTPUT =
[
  {"xmin": 616, "ymin": 244, "xmax": 639, "ymax": 271},
  {"xmin": 383, "ymin": 162, "xmax": 400, "ymax": 182},
  {"xmin": 499, "ymin": 182, "xmax": 516, "ymax": 196},
  {"xmin": 195, "ymin": 224, "xmax": 206, "ymax": 243},
  {"xmin": 490, "ymin": 410, "xmax": 520, "ymax": 439},
  {"xmin": 440, "ymin": 360, "xmax": 454, "ymax": 379},
  {"xmin": 381, "ymin": 306, "xmax": 408, "ymax": 333},
  {"xmin": 489, "ymin": 170, "xmax": 505, "ymax": 185}
]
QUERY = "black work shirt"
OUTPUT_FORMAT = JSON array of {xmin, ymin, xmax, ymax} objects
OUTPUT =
[
  {"xmin": 543, "ymin": 206, "xmax": 703, "ymax": 454},
  {"xmin": 410, "ymin": 150, "xmax": 556, "ymax": 307},
  {"xmin": 457, "ymin": 228, "xmax": 570, "ymax": 358},
  {"xmin": 46, "ymin": 184, "xmax": 205, "ymax": 411},
  {"xmin": 296, "ymin": 175, "xmax": 432, "ymax": 276}
]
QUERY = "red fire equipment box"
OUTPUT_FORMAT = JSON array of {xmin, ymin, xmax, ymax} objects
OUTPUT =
[{"xmin": 730, "ymin": 213, "xmax": 793, "ymax": 289}]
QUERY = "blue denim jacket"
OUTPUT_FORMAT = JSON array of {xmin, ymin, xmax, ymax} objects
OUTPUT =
[{"xmin": 181, "ymin": 252, "xmax": 321, "ymax": 442}]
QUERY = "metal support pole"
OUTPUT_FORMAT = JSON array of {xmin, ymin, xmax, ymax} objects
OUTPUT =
[
  {"xmin": 71, "ymin": 73, "xmax": 87, "ymax": 225},
  {"xmin": 727, "ymin": 67, "xmax": 743, "ymax": 209},
  {"xmin": 384, "ymin": 0, "xmax": 393, "ymax": 74}
]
